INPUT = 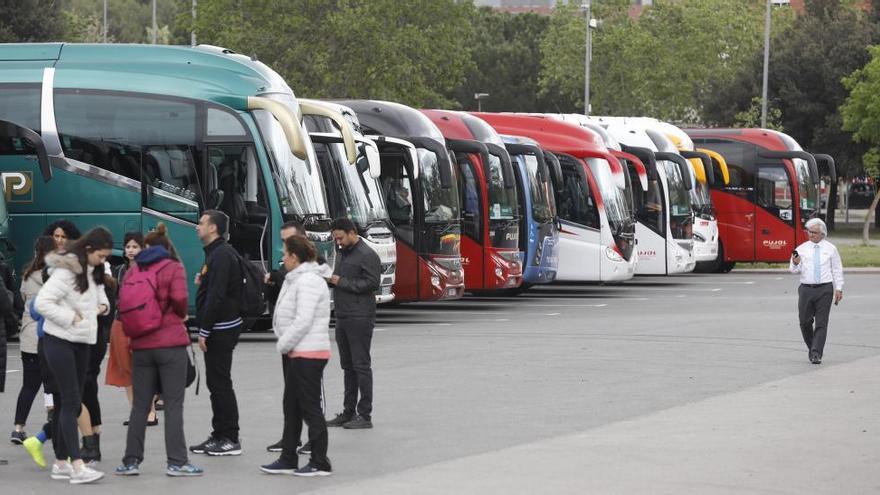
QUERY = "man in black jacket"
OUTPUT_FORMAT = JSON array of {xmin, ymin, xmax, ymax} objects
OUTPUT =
[
  {"xmin": 325, "ymin": 218, "xmax": 381, "ymax": 430},
  {"xmin": 191, "ymin": 209, "xmax": 245, "ymax": 456}
]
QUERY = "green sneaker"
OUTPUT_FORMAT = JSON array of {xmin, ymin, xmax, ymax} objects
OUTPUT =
[{"xmin": 23, "ymin": 436, "xmax": 46, "ymax": 469}]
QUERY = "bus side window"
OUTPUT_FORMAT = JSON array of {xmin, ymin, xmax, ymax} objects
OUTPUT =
[
  {"xmin": 55, "ymin": 90, "xmax": 198, "ymax": 186},
  {"xmin": 638, "ymin": 179, "xmax": 664, "ymax": 237},
  {"xmin": 457, "ymin": 155, "xmax": 481, "ymax": 242},
  {"xmin": 379, "ymin": 152, "xmax": 414, "ymax": 245},
  {"xmin": 207, "ymin": 145, "xmax": 268, "ymax": 260},
  {"xmin": 757, "ymin": 167, "xmax": 793, "ymax": 226},
  {"xmin": 558, "ymin": 161, "xmax": 599, "ymax": 230}
]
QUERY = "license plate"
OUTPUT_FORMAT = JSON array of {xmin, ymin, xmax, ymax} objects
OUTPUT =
[
  {"xmin": 382, "ymin": 286, "xmax": 391, "ymax": 295},
  {"xmin": 446, "ymin": 287, "xmax": 458, "ymax": 297}
]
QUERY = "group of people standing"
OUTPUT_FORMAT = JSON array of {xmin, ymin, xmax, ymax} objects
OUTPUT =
[{"xmin": 1, "ymin": 211, "xmax": 382, "ymax": 483}]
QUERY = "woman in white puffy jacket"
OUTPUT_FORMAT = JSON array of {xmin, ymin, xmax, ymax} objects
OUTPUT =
[
  {"xmin": 34, "ymin": 227, "xmax": 112, "ymax": 485},
  {"xmin": 260, "ymin": 235, "xmax": 333, "ymax": 477}
]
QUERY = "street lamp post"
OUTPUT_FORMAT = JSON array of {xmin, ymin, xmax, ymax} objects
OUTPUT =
[
  {"xmin": 475, "ymin": 93, "xmax": 489, "ymax": 112},
  {"xmin": 192, "ymin": 0, "xmax": 197, "ymax": 46},
  {"xmin": 152, "ymin": 0, "xmax": 157, "ymax": 44},
  {"xmin": 582, "ymin": 1, "xmax": 592, "ymax": 117},
  {"xmin": 103, "ymin": 0, "xmax": 107, "ymax": 43},
  {"xmin": 761, "ymin": 0, "xmax": 771, "ymax": 128}
]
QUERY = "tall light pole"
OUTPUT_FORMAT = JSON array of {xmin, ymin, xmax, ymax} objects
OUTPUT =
[
  {"xmin": 103, "ymin": 0, "xmax": 107, "ymax": 43},
  {"xmin": 191, "ymin": 0, "xmax": 197, "ymax": 46},
  {"xmin": 475, "ymin": 93, "xmax": 489, "ymax": 112},
  {"xmin": 582, "ymin": 1, "xmax": 592, "ymax": 116},
  {"xmin": 152, "ymin": 0, "xmax": 158, "ymax": 44},
  {"xmin": 761, "ymin": 0, "xmax": 771, "ymax": 128}
]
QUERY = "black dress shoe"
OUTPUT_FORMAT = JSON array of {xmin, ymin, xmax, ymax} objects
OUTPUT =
[{"xmin": 809, "ymin": 351, "xmax": 821, "ymax": 364}]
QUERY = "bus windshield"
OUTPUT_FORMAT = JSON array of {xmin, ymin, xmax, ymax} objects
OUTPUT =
[
  {"xmin": 587, "ymin": 158, "xmax": 632, "ymax": 232},
  {"xmin": 691, "ymin": 180, "xmax": 712, "ymax": 217},
  {"xmin": 662, "ymin": 160, "xmax": 692, "ymax": 240},
  {"xmin": 794, "ymin": 158, "xmax": 818, "ymax": 220},
  {"xmin": 418, "ymin": 147, "xmax": 460, "ymax": 223},
  {"xmin": 523, "ymin": 154, "xmax": 554, "ymax": 223},
  {"xmin": 487, "ymin": 152, "xmax": 517, "ymax": 221},
  {"xmin": 338, "ymin": 142, "xmax": 388, "ymax": 227},
  {"xmin": 254, "ymin": 109, "xmax": 327, "ymax": 217}
]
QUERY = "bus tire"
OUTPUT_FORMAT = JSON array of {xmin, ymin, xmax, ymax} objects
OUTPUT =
[{"xmin": 695, "ymin": 244, "xmax": 725, "ymax": 273}]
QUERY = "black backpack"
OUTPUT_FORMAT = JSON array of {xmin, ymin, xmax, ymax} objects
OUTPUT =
[{"xmin": 235, "ymin": 254, "xmax": 267, "ymax": 318}]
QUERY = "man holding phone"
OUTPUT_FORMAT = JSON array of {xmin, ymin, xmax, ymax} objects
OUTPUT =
[{"xmin": 790, "ymin": 218, "xmax": 844, "ymax": 364}]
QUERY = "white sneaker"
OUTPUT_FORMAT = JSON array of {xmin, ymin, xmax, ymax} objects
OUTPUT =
[
  {"xmin": 70, "ymin": 464, "xmax": 104, "ymax": 484},
  {"xmin": 51, "ymin": 461, "xmax": 74, "ymax": 480}
]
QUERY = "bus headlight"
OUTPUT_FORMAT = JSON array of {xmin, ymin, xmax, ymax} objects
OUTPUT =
[{"xmin": 604, "ymin": 246, "xmax": 624, "ymax": 262}]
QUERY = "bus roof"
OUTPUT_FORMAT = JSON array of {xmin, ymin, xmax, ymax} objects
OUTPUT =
[
  {"xmin": 333, "ymin": 100, "xmax": 445, "ymax": 143},
  {"xmin": 472, "ymin": 113, "xmax": 605, "ymax": 158},
  {"xmin": 0, "ymin": 43, "xmax": 295, "ymax": 111},
  {"xmin": 684, "ymin": 128, "xmax": 803, "ymax": 152}
]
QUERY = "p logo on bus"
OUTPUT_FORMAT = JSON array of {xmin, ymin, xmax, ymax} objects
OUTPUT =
[{"xmin": 2, "ymin": 172, "xmax": 33, "ymax": 203}]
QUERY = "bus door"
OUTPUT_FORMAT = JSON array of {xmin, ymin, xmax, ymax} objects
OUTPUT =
[
  {"xmin": 753, "ymin": 162, "xmax": 795, "ymax": 260},
  {"xmin": 690, "ymin": 139, "xmax": 757, "ymax": 263},
  {"xmin": 554, "ymin": 153, "xmax": 601, "ymax": 281},
  {"xmin": 373, "ymin": 137, "xmax": 419, "ymax": 300},
  {"xmin": 447, "ymin": 140, "xmax": 490, "ymax": 289}
]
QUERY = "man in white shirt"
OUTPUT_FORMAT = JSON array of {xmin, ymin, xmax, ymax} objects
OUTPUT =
[{"xmin": 790, "ymin": 218, "xmax": 844, "ymax": 364}]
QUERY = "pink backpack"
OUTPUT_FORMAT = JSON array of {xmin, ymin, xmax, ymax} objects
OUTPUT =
[{"xmin": 118, "ymin": 259, "xmax": 172, "ymax": 338}]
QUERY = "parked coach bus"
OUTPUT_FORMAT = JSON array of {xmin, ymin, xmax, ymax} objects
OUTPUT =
[
  {"xmin": 0, "ymin": 43, "xmax": 358, "ymax": 319},
  {"xmin": 687, "ymin": 128, "xmax": 836, "ymax": 271},
  {"xmin": 336, "ymin": 100, "xmax": 464, "ymax": 302},
  {"xmin": 423, "ymin": 110, "xmax": 522, "ymax": 293},
  {"xmin": 594, "ymin": 118, "xmax": 696, "ymax": 275},
  {"xmin": 500, "ymin": 135, "xmax": 560, "ymax": 289},
  {"xmin": 301, "ymin": 100, "xmax": 397, "ymax": 303},
  {"xmin": 477, "ymin": 113, "xmax": 637, "ymax": 282}
]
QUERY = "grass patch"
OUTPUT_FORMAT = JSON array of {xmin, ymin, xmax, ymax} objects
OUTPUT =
[
  {"xmin": 827, "ymin": 224, "xmax": 876, "ymax": 238},
  {"xmin": 735, "ymin": 243, "xmax": 880, "ymax": 268}
]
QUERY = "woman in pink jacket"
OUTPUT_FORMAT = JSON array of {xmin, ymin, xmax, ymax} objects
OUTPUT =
[{"xmin": 115, "ymin": 224, "xmax": 202, "ymax": 477}]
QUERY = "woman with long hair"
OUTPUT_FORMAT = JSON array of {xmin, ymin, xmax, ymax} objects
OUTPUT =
[
  {"xmin": 38, "ymin": 220, "xmax": 102, "ymax": 463},
  {"xmin": 260, "ymin": 235, "xmax": 333, "ymax": 477},
  {"xmin": 43, "ymin": 220, "xmax": 82, "ymax": 252},
  {"xmin": 11, "ymin": 236, "xmax": 56, "ymax": 447},
  {"xmin": 115, "ymin": 223, "xmax": 202, "ymax": 477},
  {"xmin": 34, "ymin": 227, "xmax": 113, "ymax": 484},
  {"xmin": 106, "ymin": 232, "xmax": 158, "ymax": 426}
]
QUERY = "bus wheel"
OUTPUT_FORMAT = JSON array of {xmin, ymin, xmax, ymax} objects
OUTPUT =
[
  {"xmin": 720, "ymin": 261, "xmax": 736, "ymax": 273},
  {"xmin": 695, "ymin": 244, "xmax": 725, "ymax": 273}
]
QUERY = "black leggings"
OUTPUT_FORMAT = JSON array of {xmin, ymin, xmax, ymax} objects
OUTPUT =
[
  {"xmin": 82, "ymin": 325, "xmax": 108, "ymax": 428},
  {"xmin": 14, "ymin": 352, "xmax": 43, "ymax": 426},
  {"xmin": 42, "ymin": 334, "xmax": 89, "ymax": 461}
]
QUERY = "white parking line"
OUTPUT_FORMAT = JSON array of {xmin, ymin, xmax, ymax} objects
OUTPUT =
[{"xmin": 531, "ymin": 303, "xmax": 608, "ymax": 308}]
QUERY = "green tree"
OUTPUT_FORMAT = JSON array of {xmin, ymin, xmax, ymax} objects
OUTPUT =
[
  {"xmin": 539, "ymin": 0, "xmax": 782, "ymax": 120},
  {"xmin": 185, "ymin": 0, "xmax": 474, "ymax": 108},
  {"xmin": 452, "ymin": 8, "xmax": 551, "ymax": 112},
  {"xmin": 63, "ymin": 0, "xmax": 189, "ymax": 44},
  {"xmin": 841, "ymin": 45, "xmax": 880, "ymax": 239},
  {"xmin": 707, "ymin": 0, "xmax": 880, "ymax": 230},
  {"xmin": 0, "ymin": 0, "xmax": 65, "ymax": 42}
]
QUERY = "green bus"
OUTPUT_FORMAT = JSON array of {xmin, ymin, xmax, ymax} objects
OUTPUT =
[{"xmin": 0, "ymin": 43, "xmax": 356, "ymax": 319}]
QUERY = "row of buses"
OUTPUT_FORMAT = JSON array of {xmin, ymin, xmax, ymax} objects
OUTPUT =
[{"xmin": 0, "ymin": 44, "xmax": 835, "ymax": 325}]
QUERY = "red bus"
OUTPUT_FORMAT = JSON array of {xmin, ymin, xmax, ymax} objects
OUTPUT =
[
  {"xmin": 423, "ymin": 110, "xmax": 523, "ymax": 292},
  {"xmin": 686, "ymin": 128, "xmax": 836, "ymax": 271},
  {"xmin": 337, "ymin": 100, "xmax": 465, "ymax": 301},
  {"xmin": 474, "ymin": 113, "xmax": 639, "ymax": 282}
]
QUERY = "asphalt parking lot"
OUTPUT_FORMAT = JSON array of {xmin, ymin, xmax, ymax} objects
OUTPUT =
[{"xmin": 2, "ymin": 272, "xmax": 879, "ymax": 494}]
